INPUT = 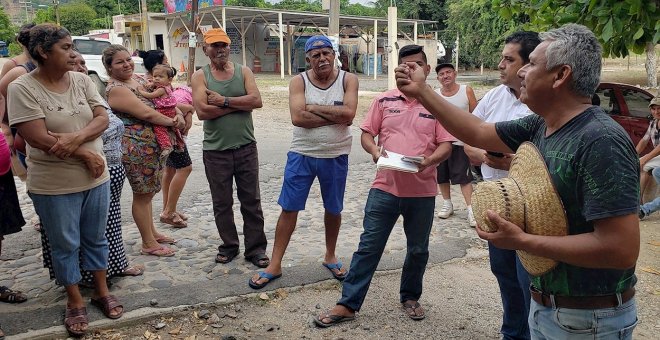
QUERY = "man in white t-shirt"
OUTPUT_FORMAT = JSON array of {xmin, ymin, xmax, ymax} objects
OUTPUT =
[
  {"xmin": 434, "ymin": 63, "xmax": 477, "ymax": 226},
  {"xmin": 463, "ymin": 31, "xmax": 540, "ymax": 340}
]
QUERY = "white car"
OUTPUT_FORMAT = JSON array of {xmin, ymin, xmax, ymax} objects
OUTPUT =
[{"xmin": 72, "ymin": 36, "xmax": 146, "ymax": 95}]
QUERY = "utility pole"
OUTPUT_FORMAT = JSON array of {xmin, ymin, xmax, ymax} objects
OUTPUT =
[
  {"xmin": 455, "ymin": 32, "xmax": 459, "ymax": 71},
  {"xmin": 325, "ymin": 0, "xmax": 340, "ymax": 69},
  {"xmin": 187, "ymin": 0, "xmax": 199, "ymax": 85},
  {"xmin": 328, "ymin": 0, "xmax": 339, "ymax": 37},
  {"xmin": 53, "ymin": 0, "xmax": 60, "ymax": 26},
  {"xmin": 140, "ymin": 0, "xmax": 149, "ymax": 49},
  {"xmin": 387, "ymin": 6, "xmax": 397, "ymax": 89}
]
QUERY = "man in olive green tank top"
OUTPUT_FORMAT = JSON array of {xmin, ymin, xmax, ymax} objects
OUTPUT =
[{"xmin": 191, "ymin": 28, "xmax": 269, "ymax": 268}]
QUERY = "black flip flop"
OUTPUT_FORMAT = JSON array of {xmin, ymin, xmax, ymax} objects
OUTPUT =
[{"xmin": 314, "ymin": 312, "xmax": 355, "ymax": 328}]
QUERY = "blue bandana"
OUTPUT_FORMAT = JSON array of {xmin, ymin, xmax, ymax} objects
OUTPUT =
[{"xmin": 305, "ymin": 35, "xmax": 333, "ymax": 53}]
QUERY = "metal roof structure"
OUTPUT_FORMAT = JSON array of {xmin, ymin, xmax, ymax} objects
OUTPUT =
[
  {"xmin": 162, "ymin": 5, "xmax": 437, "ymax": 31},
  {"xmin": 161, "ymin": 5, "xmax": 438, "ymax": 80}
]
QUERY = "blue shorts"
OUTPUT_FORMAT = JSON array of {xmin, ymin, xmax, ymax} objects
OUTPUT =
[{"xmin": 278, "ymin": 152, "xmax": 348, "ymax": 215}]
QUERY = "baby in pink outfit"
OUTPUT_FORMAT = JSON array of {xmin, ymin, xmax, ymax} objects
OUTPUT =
[{"xmin": 138, "ymin": 65, "xmax": 184, "ymax": 158}]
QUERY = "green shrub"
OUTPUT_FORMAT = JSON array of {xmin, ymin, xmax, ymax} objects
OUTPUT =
[{"xmin": 8, "ymin": 42, "xmax": 22, "ymax": 56}]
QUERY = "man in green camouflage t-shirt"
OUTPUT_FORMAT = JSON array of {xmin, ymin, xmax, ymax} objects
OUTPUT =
[{"xmin": 396, "ymin": 23, "xmax": 639, "ymax": 339}]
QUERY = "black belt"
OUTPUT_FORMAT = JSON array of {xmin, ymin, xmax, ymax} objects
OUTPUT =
[{"xmin": 530, "ymin": 286, "xmax": 635, "ymax": 309}]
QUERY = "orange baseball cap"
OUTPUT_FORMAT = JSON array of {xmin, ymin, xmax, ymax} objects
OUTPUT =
[{"xmin": 204, "ymin": 28, "xmax": 231, "ymax": 45}]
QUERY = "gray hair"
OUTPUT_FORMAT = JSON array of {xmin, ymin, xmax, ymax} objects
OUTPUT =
[{"xmin": 540, "ymin": 24, "xmax": 602, "ymax": 97}]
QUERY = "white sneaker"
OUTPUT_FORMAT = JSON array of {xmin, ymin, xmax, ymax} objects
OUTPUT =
[
  {"xmin": 438, "ymin": 200, "xmax": 454, "ymax": 219},
  {"xmin": 467, "ymin": 206, "xmax": 477, "ymax": 228}
]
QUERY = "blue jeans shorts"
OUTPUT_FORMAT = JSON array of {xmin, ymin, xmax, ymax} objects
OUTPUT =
[
  {"xmin": 30, "ymin": 182, "xmax": 110, "ymax": 286},
  {"xmin": 278, "ymin": 152, "xmax": 348, "ymax": 215}
]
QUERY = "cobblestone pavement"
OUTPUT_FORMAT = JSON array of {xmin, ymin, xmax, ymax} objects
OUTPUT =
[{"xmin": 0, "ymin": 114, "xmax": 480, "ymax": 310}]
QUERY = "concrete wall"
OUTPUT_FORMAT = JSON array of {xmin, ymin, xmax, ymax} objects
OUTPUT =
[{"xmin": 162, "ymin": 20, "xmax": 268, "ymax": 73}]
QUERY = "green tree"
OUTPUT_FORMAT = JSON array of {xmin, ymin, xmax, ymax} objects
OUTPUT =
[
  {"xmin": 117, "ymin": 0, "xmax": 163, "ymax": 15},
  {"xmin": 444, "ymin": 0, "xmax": 525, "ymax": 69},
  {"xmin": 341, "ymin": 0, "xmax": 379, "ymax": 17},
  {"xmin": 148, "ymin": 0, "xmax": 164, "ymax": 13},
  {"xmin": 59, "ymin": 1, "xmax": 97, "ymax": 35},
  {"xmin": 34, "ymin": 8, "xmax": 56, "ymax": 24},
  {"xmin": 497, "ymin": 0, "xmax": 659, "ymax": 87},
  {"xmin": 87, "ymin": 0, "xmax": 118, "ymax": 16},
  {"xmin": 226, "ymin": 0, "xmax": 270, "ymax": 7},
  {"xmin": 0, "ymin": 7, "xmax": 15, "ymax": 43},
  {"xmin": 272, "ymin": 0, "xmax": 322, "ymax": 12},
  {"xmin": 118, "ymin": 0, "xmax": 139, "ymax": 14}
]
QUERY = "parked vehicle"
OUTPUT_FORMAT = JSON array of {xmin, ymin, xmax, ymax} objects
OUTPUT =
[
  {"xmin": 0, "ymin": 41, "xmax": 9, "ymax": 57},
  {"xmin": 72, "ymin": 36, "xmax": 145, "ymax": 96},
  {"xmin": 595, "ymin": 82, "xmax": 655, "ymax": 153}
]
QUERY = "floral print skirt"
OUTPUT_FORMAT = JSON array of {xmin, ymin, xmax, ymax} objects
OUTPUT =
[{"xmin": 122, "ymin": 123, "xmax": 166, "ymax": 194}]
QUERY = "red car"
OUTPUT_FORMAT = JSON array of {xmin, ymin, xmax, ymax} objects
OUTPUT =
[{"xmin": 595, "ymin": 82, "xmax": 655, "ymax": 153}]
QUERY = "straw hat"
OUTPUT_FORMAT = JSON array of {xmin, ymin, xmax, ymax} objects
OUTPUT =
[{"xmin": 472, "ymin": 142, "xmax": 568, "ymax": 276}]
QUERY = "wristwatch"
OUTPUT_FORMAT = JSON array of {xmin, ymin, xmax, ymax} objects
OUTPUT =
[{"xmin": 223, "ymin": 97, "xmax": 230, "ymax": 108}]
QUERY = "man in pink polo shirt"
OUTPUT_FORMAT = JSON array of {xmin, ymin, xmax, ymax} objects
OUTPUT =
[{"xmin": 314, "ymin": 45, "xmax": 454, "ymax": 327}]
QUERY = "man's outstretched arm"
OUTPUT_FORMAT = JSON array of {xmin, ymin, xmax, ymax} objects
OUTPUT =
[{"xmin": 396, "ymin": 62, "xmax": 511, "ymax": 153}]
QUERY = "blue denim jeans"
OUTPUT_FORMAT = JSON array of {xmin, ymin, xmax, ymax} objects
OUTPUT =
[
  {"xmin": 337, "ymin": 188, "xmax": 435, "ymax": 311},
  {"xmin": 489, "ymin": 243, "xmax": 531, "ymax": 340},
  {"xmin": 30, "ymin": 182, "xmax": 110, "ymax": 286},
  {"xmin": 641, "ymin": 167, "xmax": 660, "ymax": 216},
  {"xmin": 529, "ymin": 298, "xmax": 638, "ymax": 339}
]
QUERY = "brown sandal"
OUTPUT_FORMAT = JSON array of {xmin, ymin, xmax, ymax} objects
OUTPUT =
[
  {"xmin": 176, "ymin": 211, "xmax": 189, "ymax": 221},
  {"xmin": 90, "ymin": 295, "xmax": 123, "ymax": 319},
  {"xmin": 159, "ymin": 212, "xmax": 187, "ymax": 228},
  {"xmin": 402, "ymin": 300, "xmax": 425, "ymax": 320},
  {"xmin": 0, "ymin": 286, "xmax": 27, "ymax": 303},
  {"xmin": 64, "ymin": 306, "xmax": 88, "ymax": 337}
]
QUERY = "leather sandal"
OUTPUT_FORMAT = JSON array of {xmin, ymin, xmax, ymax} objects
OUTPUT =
[
  {"xmin": 215, "ymin": 251, "xmax": 238, "ymax": 264},
  {"xmin": 64, "ymin": 306, "xmax": 88, "ymax": 337},
  {"xmin": 0, "ymin": 286, "xmax": 27, "ymax": 303},
  {"xmin": 159, "ymin": 212, "xmax": 187, "ymax": 228},
  {"xmin": 90, "ymin": 294, "xmax": 123, "ymax": 319},
  {"xmin": 246, "ymin": 253, "xmax": 270, "ymax": 268},
  {"xmin": 175, "ymin": 211, "xmax": 189, "ymax": 221},
  {"xmin": 402, "ymin": 300, "xmax": 425, "ymax": 320}
]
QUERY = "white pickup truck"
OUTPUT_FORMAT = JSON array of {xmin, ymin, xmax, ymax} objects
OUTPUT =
[{"xmin": 72, "ymin": 36, "xmax": 145, "ymax": 95}]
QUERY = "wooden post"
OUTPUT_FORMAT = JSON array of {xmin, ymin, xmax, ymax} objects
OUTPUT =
[
  {"xmin": 387, "ymin": 7, "xmax": 397, "ymax": 90},
  {"xmin": 187, "ymin": 0, "xmax": 199, "ymax": 85},
  {"xmin": 140, "ymin": 0, "xmax": 150, "ymax": 49},
  {"xmin": 373, "ymin": 19, "xmax": 377, "ymax": 80}
]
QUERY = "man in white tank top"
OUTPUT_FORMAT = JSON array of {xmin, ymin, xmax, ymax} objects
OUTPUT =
[
  {"xmin": 249, "ymin": 35, "xmax": 359, "ymax": 289},
  {"xmin": 434, "ymin": 63, "xmax": 478, "ymax": 226}
]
